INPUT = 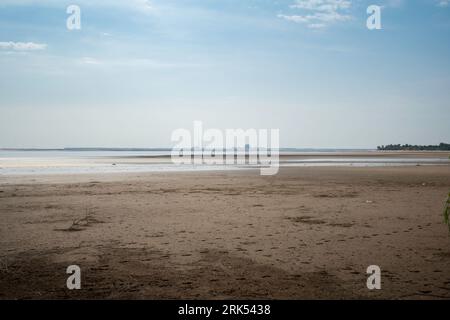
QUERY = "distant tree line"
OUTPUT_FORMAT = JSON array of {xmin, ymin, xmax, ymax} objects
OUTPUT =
[{"xmin": 377, "ymin": 143, "xmax": 450, "ymax": 151}]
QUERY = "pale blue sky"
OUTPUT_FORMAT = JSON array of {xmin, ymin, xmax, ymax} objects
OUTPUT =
[{"xmin": 0, "ymin": 0, "xmax": 449, "ymax": 148}]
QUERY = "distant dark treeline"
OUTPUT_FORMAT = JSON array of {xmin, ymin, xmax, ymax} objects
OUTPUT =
[{"xmin": 377, "ymin": 143, "xmax": 450, "ymax": 151}]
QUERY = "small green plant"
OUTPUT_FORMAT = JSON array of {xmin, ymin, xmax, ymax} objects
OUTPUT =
[
  {"xmin": 0, "ymin": 258, "xmax": 8, "ymax": 273},
  {"xmin": 444, "ymin": 193, "xmax": 450, "ymax": 232}
]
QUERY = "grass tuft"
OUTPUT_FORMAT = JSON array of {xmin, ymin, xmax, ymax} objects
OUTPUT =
[{"xmin": 444, "ymin": 193, "xmax": 450, "ymax": 232}]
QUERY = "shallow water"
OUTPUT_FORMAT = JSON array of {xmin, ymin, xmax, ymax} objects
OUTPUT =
[{"xmin": 0, "ymin": 150, "xmax": 448, "ymax": 175}]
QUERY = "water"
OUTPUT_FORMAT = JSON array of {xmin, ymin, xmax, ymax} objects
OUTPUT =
[
  {"xmin": 0, "ymin": 150, "xmax": 169, "ymax": 158},
  {"xmin": 0, "ymin": 149, "xmax": 448, "ymax": 176}
]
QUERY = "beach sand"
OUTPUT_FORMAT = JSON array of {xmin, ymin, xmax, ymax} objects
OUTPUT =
[{"xmin": 1, "ymin": 165, "xmax": 450, "ymax": 299}]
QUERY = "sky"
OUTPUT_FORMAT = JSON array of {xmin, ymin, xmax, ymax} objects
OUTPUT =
[{"xmin": 0, "ymin": 0, "xmax": 449, "ymax": 148}]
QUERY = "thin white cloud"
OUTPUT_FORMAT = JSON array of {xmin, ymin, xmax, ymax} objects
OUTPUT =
[
  {"xmin": 123, "ymin": 0, "xmax": 150, "ymax": 11},
  {"xmin": 308, "ymin": 23, "xmax": 327, "ymax": 29},
  {"xmin": 437, "ymin": 0, "xmax": 450, "ymax": 7},
  {"xmin": 0, "ymin": 0, "xmax": 154, "ymax": 14},
  {"xmin": 80, "ymin": 57, "xmax": 101, "ymax": 65},
  {"xmin": 77, "ymin": 57, "xmax": 204, "ymax": 69},
  {"xmin": 278, "ymin": 0, "xmax": 352, "ymax": 29},
  {"xmin": 0, "ymin": 41, "xmax": 47, "ymax": 51},
  {"xmin": 290, "ymin": 0, "xmax": 351, "ymax": 11}
]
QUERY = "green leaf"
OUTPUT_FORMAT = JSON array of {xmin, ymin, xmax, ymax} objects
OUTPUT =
[{"xmin": 444, "ymin": 193, "xmax": 450, "ymax": 231}]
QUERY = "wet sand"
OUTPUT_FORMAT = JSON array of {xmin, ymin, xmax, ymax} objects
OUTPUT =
[{"xmin": 1, "ymin": 165, "xmax": 450, "ymax": 299}]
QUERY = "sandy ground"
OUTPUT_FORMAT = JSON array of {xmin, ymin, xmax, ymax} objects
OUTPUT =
[{"xmin": 0, "ymin": 165, "xmax": 450, "ymax": 299}]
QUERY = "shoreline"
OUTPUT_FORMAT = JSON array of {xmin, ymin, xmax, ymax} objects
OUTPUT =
[{"xmin": 1, "ymin": 151, "xmax": 449, "ymax": 177}]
